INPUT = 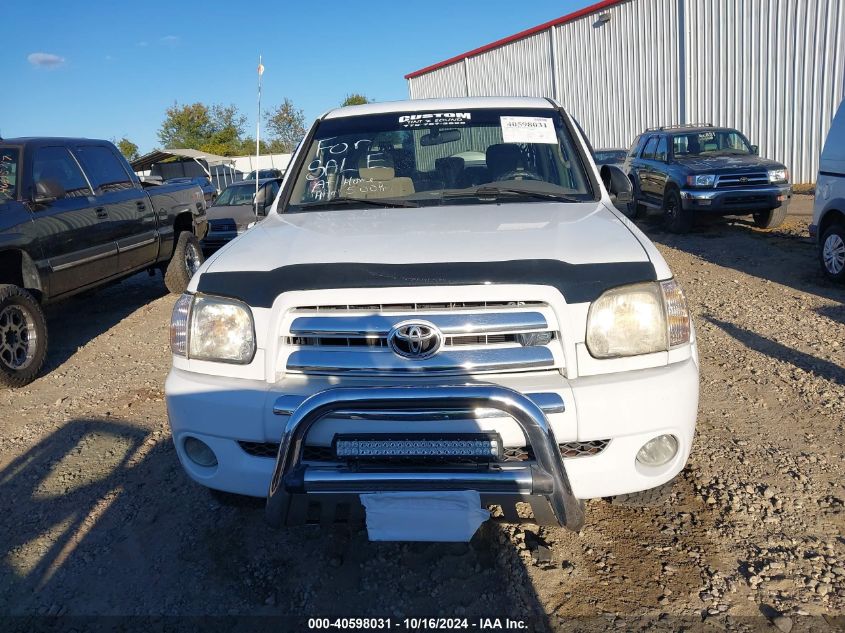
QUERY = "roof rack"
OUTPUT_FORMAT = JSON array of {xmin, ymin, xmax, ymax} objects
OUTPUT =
[{"xmin": 645, "ymin": 123, "xmax": 715, "ymax": 132}]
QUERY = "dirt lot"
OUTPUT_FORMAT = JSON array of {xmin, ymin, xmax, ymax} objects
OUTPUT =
[{"xmin": 0, "ymin": 196, "xmax": 842, "ymax": 631}]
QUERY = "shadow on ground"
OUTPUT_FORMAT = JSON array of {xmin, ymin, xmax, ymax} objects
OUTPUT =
[
  {"xmin": 639, "ymin": 214, "xmax": 845, "ymax": 305},
  {"xmin": 42, "ymin": 272, "xmax": 168, "ymax": 373},
  {"xmin": 705, "ymin": 316, "xmax": 845, "ymax": 387},
  {"xmin": 0, "ymin": 418, "xmax": 551, "ymax": 628}
]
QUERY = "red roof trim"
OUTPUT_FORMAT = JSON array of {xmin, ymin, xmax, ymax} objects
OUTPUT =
[{"xmin": 404, "ymin": 0, "xmax": 628, "ymax": 79}]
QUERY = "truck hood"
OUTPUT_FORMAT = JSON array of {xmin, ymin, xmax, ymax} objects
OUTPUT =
[
  {"xmin": 674, "ymin": 154, "xmax": 785, "ymax": 172},
  {"xmin": 205, "ymin": 201, "xmax": 649, "ymax": 273},
  {"xmin": 206, "ymin": 204, "xmax": 260, "ymax": 229}
]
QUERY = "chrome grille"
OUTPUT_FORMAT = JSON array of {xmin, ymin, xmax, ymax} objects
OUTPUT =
[
  {"xmin": 285, "ymin": 333, "xmax": 549, "ymax": 348},
  {"xmin": 280, "ymin": 301, "xmax": 562, "ymax": 376},
  {"xmin": 715, "ymin": 173, "xmax": 769, "ymax": 188}
]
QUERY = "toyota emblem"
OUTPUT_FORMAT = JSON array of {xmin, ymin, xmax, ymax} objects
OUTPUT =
[{"xmin": 387, "ymin": 320, "xmax": 443, "ymax": 359}]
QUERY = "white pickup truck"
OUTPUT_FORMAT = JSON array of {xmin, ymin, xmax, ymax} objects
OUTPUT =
[{"xmin": 165, "ymin": 97, "xmax": 699, "ymax": 541}]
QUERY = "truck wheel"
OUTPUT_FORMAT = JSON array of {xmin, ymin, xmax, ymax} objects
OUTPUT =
[
  {"xmin": 662, "ymin": 188, "xmax": 693, "ymax": 233},
  {"xmin": 819, "ymin": 223, "xmax": 845, "ymax": 282},
  {"xmin": 624, "ymin": 177, "xmax": 646, "ymax": 219},
  {"xmin": 165, "ymin": 232, "xmax": 205, "ymax": 294},
  {"xmin": 753, "ymin": 205, "xmax": 788, "ymax": 229},
  {"xmin": 0, "ymin": 285, "xmax": 48, "ymax": 388}
]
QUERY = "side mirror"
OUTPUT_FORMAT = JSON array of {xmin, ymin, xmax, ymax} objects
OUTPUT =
[
  {"xmin": 750, "ymin": 145, "xmax": 759, "ymax": 155},
  {"xmin": 600, "ymin": 165, "xmax": 633, "ymax": 205},
  {"xmin": 33, "ymin": 180, "xmax": 65, "ymax": 204}
]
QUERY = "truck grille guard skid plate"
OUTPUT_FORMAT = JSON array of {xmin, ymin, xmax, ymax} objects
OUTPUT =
[{"xmin": 265, "ymin": 385, "xmax": 585, "ymax": 531}]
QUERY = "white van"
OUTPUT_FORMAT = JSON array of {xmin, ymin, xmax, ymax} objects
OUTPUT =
[{"xmin": 812, "ymin": 99, "xmax": 845, "ymax": 281}]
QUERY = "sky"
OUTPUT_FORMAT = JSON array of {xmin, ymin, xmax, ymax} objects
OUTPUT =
[{"xmin": 0, "ymin": 0, "xmax": 587, "ymax": 154}]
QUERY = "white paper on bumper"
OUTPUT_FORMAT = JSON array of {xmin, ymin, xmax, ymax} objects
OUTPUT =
[{"xmin": 360, "ymin": 491, "xmax": 490, "ymax": 542}]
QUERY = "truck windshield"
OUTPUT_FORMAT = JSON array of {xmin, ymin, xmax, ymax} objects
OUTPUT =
[
  {"xmin": 286, "ymin": 108, "xmax": 595, "ymax": 211},
  {"xmin": 215, "ymin": 183, "xmax": 259, "ymax": 206},
  {"xmin": 0, "ymin": 148, "xmax": 19, "ymax": 201},
  {"xmin": 672, "ymin": 130, "xmax": 752, "ymax": 156}
]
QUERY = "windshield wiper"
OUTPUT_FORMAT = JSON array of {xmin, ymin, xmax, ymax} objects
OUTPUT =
[
  {"xmin": 297, "ymin": 196, "xmax": 419, "ymax": 209},
  {"xmin": 444, "ymin": 186, "xmax": 584, "ymax": 203}
]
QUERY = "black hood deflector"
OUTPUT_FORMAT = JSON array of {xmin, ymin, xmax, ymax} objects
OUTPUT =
[{"xmin": 196, "ymin": 260, "xmax": 658, "ymax": 307}]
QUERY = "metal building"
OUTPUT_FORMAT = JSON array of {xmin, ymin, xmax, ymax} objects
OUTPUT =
[{"xmin": 405, "ymin": 0, "xmax": 845, "ymax": 183}]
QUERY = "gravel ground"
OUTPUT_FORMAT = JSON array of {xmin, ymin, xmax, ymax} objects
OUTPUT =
[{"xmin": 0, "ymin": 197, "xmax": 842, "ymax": 631}]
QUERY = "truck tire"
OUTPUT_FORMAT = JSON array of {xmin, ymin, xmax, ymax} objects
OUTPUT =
[
  {"xmin": 753, "ymin": 205, "xmax": 788, "ymax": 229},
  {"xmin": 624, "ymin": 177, "xmax": 646, "ymax": 219},
  {"xmin": 0, "ymin": 284, "xmax": 48, "ymax": 388},
  {"xmin": 819, "ymin": 223, "xmax": 845, "ymax": 282},
  {"xmin": 662, "ymin": 187, "xmax": 693, "ymax": 233},
  {"xmin": 165, "ymin": 232, "xmax": 205, "ymax": 294}
]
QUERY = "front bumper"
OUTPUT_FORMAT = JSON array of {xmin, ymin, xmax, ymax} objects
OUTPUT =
[
  {"xmin": 166, "ymin": 358, "xmax": 699, "ymax": 527},
  {"xmin": 266, "ymin": 385, "xmax": 585, "ymax": 530},
  {"xmin": 680, "ymin": 184, "xmax": 791, "ymax": 213}
]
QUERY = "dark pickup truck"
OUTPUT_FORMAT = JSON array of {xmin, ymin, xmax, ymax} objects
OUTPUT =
[
  {"xmin": 624, "ymin": 125, "xmax": 791, "ymax": 232},
  {"xmin": 0, "ymin": 137, "xmax": 208, "ymax": 387}
]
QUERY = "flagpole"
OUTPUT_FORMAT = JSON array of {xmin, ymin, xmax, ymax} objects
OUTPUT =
[{"xmin": 255, "ymin": 54, "xmax": 263, "ymax": 216}]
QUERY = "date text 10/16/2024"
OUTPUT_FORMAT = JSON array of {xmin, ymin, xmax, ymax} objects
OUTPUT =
[{"xmin": 307, "ymin": 618, "xmax": 529, "ymax": 630}]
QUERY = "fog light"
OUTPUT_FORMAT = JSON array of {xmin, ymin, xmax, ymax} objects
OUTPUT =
[
  {"xmin": 636, "ymin": 434, "xmax": 678, "ymax": 467},
  {"xmin": 184, "ymin": 436, "xmax": 218, "ymax": 467}
]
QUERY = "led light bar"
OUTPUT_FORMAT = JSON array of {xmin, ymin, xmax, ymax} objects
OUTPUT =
[{"xmin": 333, "ymin": 433, "xmax": 502, "ymax": 462}]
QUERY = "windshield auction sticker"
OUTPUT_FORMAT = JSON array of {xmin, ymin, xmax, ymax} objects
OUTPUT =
[{"xmin": 500, "ymin": 116, "xmax": 557, "ymax": 144}]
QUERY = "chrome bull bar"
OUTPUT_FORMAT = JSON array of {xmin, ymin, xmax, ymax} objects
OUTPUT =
[{"xmin": 265, "ymin": 385, "xmax": 585, "ymax": 531}]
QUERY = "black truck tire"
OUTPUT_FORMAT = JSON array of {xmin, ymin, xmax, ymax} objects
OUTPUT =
[
  {"xmin": 624, "ymin": 177, "xmax": 646, "ymax": 219},
  {"xmin": 753, "ymin": 204, "xmax": 788, "ymax": 229},
  {"xmin": 662, "ymin": 187, "xmax": 693, "ymax": 233},
  {"xmin": 0, "ymin": 284, "xmax": 48, "ymax": 388},
  {"xmin": 819, "ymin": 223, "xmax": 845, "ymax": 282},
  {"xmin": 165, "ymin": 232, "xmax": 205, "ymax": 294}
]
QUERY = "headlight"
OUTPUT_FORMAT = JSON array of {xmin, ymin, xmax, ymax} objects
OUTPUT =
[
  {"xmin": 170, "ymin": 293, "xmax": 256, "ymax": 364},
  {"xmin": 586, "ymin": 280, "xmax": 691, "ymax": 358},
  {"xmin": 768, "ymin": 168, "xmax": 788, "ymax": 183},
  {"xmin": 685, "ymin": 174, "xmax": 716, "ymax": 187}
]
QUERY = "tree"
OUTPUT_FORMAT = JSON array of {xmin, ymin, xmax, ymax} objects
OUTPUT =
[
  {"xmin": 158, "ymin": 102, "xmax": 213, "ymax": 150},
  {"xmin": 236, "ymin": 136, "xmax": 269, "ymax": 156},
  {"xmin": 157, "ymin": 102, "xmax": 247, "ymax": 156},
  {"xmin": 264, "ymin": 98, "xmax": 306, "ymax": 153},
  {"xmin": 201, "ymin": 104, "xmax": 247, "ymax": 156},
  {"xmin": 341, "ymin": 93, "xmax": 370, "ymax": 106},
  {"xmin": 115, "ymin": 137, "xmax": 139, "ymax": 161}
]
